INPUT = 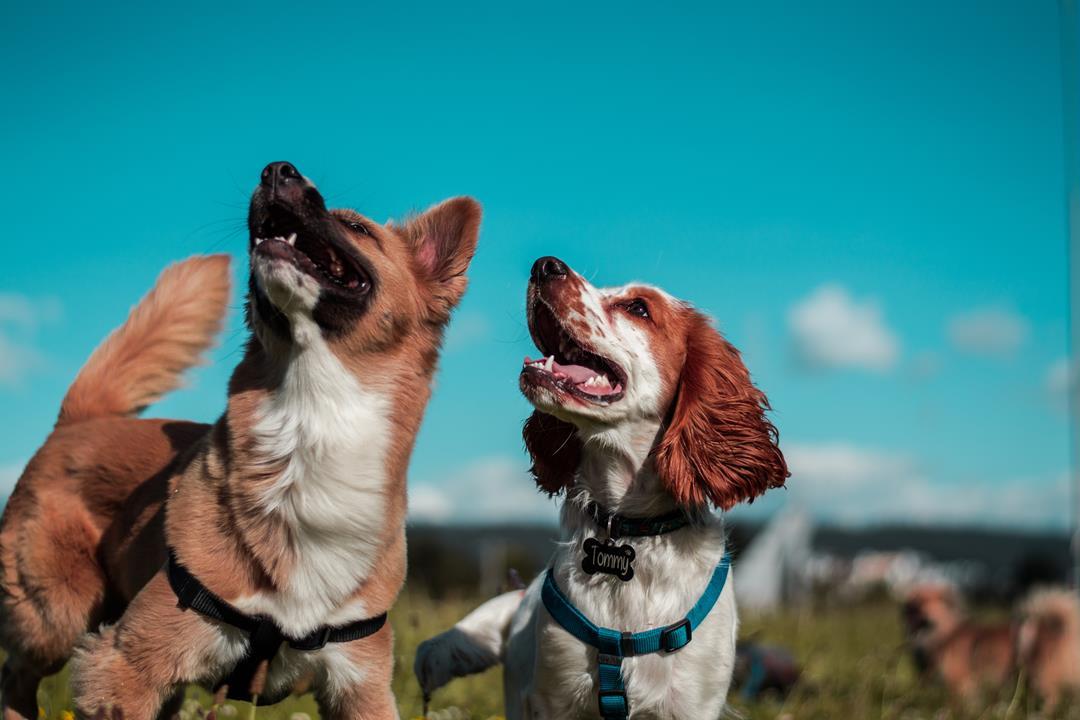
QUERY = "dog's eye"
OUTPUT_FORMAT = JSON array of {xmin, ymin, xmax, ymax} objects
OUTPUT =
[
  {"xmin": 344, "ymin": 220, "xmax": 370, "ymax": 236},
  {"xmin": 624, "ymin": 299, "xmax": 650, "ymax": 319}
]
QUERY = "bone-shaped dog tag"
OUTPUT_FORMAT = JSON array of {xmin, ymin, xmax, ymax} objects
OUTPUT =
[{"xmin": 581, "ymin": 537, "xmax": 636, "ymax": 582}]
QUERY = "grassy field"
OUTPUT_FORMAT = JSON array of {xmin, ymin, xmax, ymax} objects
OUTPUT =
[{"xmin": 26, "ymin": 593, "xmax": 1080, "ymax": 720}]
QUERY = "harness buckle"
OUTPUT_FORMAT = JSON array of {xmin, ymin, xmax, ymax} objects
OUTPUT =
[
  {"xmin": 597, "ymin": 689, "xmax": 629, "ymax": 718},
  {"xmin": 311, "ymin": 626, "xmax": 333, "ymax": 651},
  {"xmin": 597, "ymin": 652, "xmax": 623, "ymax": 667},
  {"xmin": 619, "ymin": 632, "xmax": 637, "ymax": 657},
  {"xmin": 292, "ymin": 626, "xmax": 333, "ymax": 652},
  {"xmin": 659, "ymin": 618, "xmax": 692, "ymax": 652}
]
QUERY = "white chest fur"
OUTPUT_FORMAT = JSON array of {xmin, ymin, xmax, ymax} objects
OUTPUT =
[
  {"xmin": 514, "ymin": 521, "xmax": 738, "ymax": 720},
  {"xmin": 239, "ymin": 318, "xmax": 391, "ymax": 638}
]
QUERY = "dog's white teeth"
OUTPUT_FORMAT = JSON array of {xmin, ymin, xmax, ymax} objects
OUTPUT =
[
  {"xmin": 255, "ymin": 237, "xmax": 265, "ymax": 245},
  {"xmin": 286, "ymin": 233, "xmax": 297, "ymax": 246},
  {"xmin": 581, "ymin": 375, "xmax": 611, "ymax": 390},
  {"xmin": 544, "ymin": 356, "xmax": 554, "ymax": 372}
]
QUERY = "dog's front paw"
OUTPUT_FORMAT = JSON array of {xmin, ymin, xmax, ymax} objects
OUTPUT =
[{"xmin": 414, "ymin": 627, "xmax": 499, "ymax": 698}]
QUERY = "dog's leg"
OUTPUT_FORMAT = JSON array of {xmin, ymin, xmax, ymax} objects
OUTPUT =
[
  {"xmin": 414, "ymin": 589, "xmax": 525, "ymax": 699},
  {"xmin": 0, "ymin": 495, "xmax": 109, "ymax": 696},
  {"xmin": 316, "ymin": 624, "xmax": 398, "ymax": 720},
  {"xmin": 70, "ymin": 572, "xmax": 244, "ymax": 720},
  {"xmin": 318, "ymin": 685, "xmax": 398, "ymax": 720},
  {"xmin": 154, "ymin": 690, "xmax": 185, "ymax": 720},
  {"xmin": 1, "ymin": 660, "xmax": 45, "ymax": 720}
]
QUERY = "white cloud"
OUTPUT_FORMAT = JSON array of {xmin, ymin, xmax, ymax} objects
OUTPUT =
[
  {"xmin": 784, "ymin": 442, "xmax": 914, "ymax": 492},
  {"xmin": 0, "ymin": 333, "xmax": 42, "ymax": 386},
  {"xmin": 0, "ymin": 293, "xmax": 61, "ymax": 388},
  {"xmin": 409, "ymin": 485, "xmax": 455, "ymax": 523},
  {"xmin": 414, "ymin": 447, "xmax": 1071, "ymax": 531},
  {"xmin": 947, "ymin": 307, "xmax": 1028, "ymax": 356},
  {"xmin": 736, "ymin": 441, "xmax": 1071, "ymax": 530},
  {"xmin": 409, "ymin": 456, "xmax": 559, "ymax": 524},
  {"xmin": 908, "ymin": 351, "xmax": 942, "ymax": 380},
  {"xmin": 1046, "ymin": 357, "xmax": 1075, "ymax": 399},
  {"xmin": 0, "ymin": 294, "xmax": 61, "ymax": 328},
  {"xmin": 444, "ymin": 312, "xmax": 491, "ymax": 352},
  {"xmin": 788, "ymin": 285, "xmax": 899, "ymax": 372},
  {"xmin": 0, "ymin": 461, "xmax": 24, "ymax": 498}
]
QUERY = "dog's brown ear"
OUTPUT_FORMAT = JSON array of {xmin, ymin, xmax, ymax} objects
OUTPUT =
[
  {"xmin": 523, "ymin": 410, "xmax": 582, "ymax": 495},
  {"xmin": 653, "ymin": 311, "xmax": 788, "ymax": 510},
  {"xmin": 404, "ymin": 196, "xmax": 482, "ymax": 319}
]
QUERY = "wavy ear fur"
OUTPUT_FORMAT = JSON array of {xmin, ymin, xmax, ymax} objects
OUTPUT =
[
  {"xmin": 523, "ymin": 410, "xmax": 582, "ymax": 495},
  {"xmin": 653, "ymin": 312, "xmax": 788, "ymax": 510}
]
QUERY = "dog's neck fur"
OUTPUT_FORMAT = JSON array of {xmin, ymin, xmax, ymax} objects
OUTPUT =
[
  {"xmin": 209, "ymin": 316, "xmax": 425, "ymax": 636},
  {"xmin": 556, "ymin": 417, "xmax": 723, "ymax": 604},
  {"xmin": 568, "ymin": 417, "xmax": 680, "ymax": 518}
]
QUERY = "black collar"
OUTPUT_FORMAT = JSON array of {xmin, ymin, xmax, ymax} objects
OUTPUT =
[{"xmin": 583, "ymin": 500, "xmax": 692, "ymax": 539}]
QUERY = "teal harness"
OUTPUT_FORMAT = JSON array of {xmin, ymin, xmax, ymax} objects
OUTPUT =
[{"xmin": 540, "ymin": 552, "xmax": 732, "ymax": 719}]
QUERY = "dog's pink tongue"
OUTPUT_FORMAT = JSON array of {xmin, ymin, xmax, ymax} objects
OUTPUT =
[
  {"xmin": 523, "ymin": 356, "xmax": 606, "ymax": 384},
  {"xmin": 554, "ymin": 361, "xmax": 598, "ymax": 383}
]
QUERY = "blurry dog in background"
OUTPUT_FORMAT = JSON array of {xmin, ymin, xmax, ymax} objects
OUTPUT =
[
  {"xmin": 902, "ymin": 583, "xmax": 1080, "ymax": 710},
  {"xmin": 1017, "ymin": 588, "xmax": 1080, "ymax": 710},
  {"xmin": 902, "ymin": 584, "xmax": 1014, "ymax": 701}
]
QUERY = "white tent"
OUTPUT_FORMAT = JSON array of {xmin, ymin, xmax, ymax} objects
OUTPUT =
[{"xmin": 734, "ymin": 506, "xmax": 813, "ymax": 613}]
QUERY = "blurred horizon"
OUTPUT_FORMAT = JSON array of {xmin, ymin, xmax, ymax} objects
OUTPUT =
[{"xmin": 1, "ymin": 0, "xmax": 1074, "ymax": 531}]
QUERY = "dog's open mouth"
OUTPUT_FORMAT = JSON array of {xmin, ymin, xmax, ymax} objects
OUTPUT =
[
  {"xmin": 521, "ymin": 300, "xmax": 625, "ymax": 403},
  {"xmin": 252, "ymin": 209, "xmax": 367, "ymax": 292},
  {"xmin": 903, "ymin": 606, "xmax": 933, "ymax": 635}
]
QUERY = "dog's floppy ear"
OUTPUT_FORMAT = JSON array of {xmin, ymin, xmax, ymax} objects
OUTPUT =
[
  {"xmin": 523, "ymin": 410, "xmax": 582, "ymax": 495},
  {"xmin": 403, "ymin": 196, "xmax": 482, "ymax": 319},
  {"xmin": 653, "ymin": 311, "xmax": 788, "ymax": 510}
]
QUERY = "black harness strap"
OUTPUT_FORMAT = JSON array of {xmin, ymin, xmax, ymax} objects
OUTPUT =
[{"xmin": 166, "ymin": 549, "xmax": 387, "ymax": 702}]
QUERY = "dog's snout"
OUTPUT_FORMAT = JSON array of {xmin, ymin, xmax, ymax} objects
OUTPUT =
[
  {"xmin": 532, "ymin": 256, "xmax": 569, "ymax": 283},
  {"xmin": 259, "ymin": 161, "xmax": 313, "ymax": 208},
  {"xmin": 261, "ymin": 161, "xmax": 302, "ymax": 188}
]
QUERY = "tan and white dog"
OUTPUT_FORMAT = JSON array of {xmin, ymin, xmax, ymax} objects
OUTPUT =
[
  {"xmin": 903, "ymin": 583, "xmax": 1080, "ymax": 710},
  {"xmin": 415, "ymin": 257, "xmax": 788, "ymax": 719},
  {"xmin": 0, "ymin": 162, "xmax": 480, "ymax": 719}
]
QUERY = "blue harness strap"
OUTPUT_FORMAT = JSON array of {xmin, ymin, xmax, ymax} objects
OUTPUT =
[{"xmin": 541, "ymin": 552, "xmax": 732, "ymax": 720}]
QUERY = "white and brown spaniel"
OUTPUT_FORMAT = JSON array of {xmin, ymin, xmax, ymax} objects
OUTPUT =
[{"xmin": 416, "ymin": 256, "xmax": 788, "ymax": 719}]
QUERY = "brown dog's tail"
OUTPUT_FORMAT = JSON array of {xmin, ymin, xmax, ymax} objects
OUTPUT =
[{"xmin": 57, "ymin": 255, "xmax": 232, "ymax": 425}]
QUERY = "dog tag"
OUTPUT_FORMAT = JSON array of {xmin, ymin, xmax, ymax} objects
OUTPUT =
[{"xmin": 582, "ymin": 537, "xmax": 635, "ymax": 581}]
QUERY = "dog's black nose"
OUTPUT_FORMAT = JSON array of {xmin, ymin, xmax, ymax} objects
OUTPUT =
[
  {"xmin": 259, "ymin": 161, "xmax": 317, "ymax": 208},
  {"xmin": 532, "ymin": 256, "xmax": 569, "ymax": 282},
  {"xmin": 261, "ymin": 161, "xmax": 302, "ymax": 188}
]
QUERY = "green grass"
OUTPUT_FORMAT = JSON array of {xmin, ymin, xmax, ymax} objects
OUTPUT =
[{"xmin": 23, "ymin": 595, "xmax": 1080, "ymax": 720}]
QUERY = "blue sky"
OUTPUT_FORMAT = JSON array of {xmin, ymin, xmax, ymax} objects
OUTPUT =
[{"xmin": 1, "ymin": 1, "xmax": 1073, "ymax": 529}]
